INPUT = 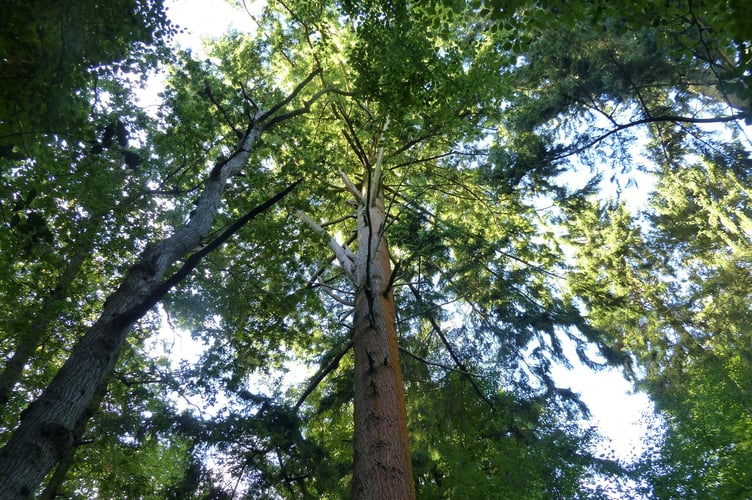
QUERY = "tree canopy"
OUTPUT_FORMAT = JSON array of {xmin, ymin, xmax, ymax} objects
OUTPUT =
[{"xmin": 0, "ymin": 0, "xmax": 750, "ymax": 498}]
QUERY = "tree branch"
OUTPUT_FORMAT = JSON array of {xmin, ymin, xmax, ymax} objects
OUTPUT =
[
  {"xmin": 313, "ymin": 277, "xmax": 354, "ymax": 306},
  {"xmin": 339, "ymin": 168, "xmax": 364, "ymax": 204},
  {"xmin": 407, "ymin": 282, "xmax": 494, "ymax": 409},
  {"xmin": 296, "ymin": 210, "xmax": 357, "ymax": 284},
  {"xmin": 203, "ymin": 83, "xmax": 243, "ymax": 139},
  {"xmin": 258, "ymin": 68, "xmax": 323, "ymax": 123},
  {"xmin": 370, "ymin": 117, "xmax": 389, "ymax": 206},
  {"xmin": 555, "ymin": 111, "xmax": 748, "ymax": 161},
  {"xmin": 263, "ymin": 86, "xmax": 353, "ymax": 130},
  {"xmin": 293, "ymin": 339, "xmax": 354, "ymax": 411},
  {"xmin": 398, "ymin": 347, "xmax": 472, "ymax": 376},
  {"xmin": 115, "ymin": 179, "xmax": 303, "ymax": 327}
]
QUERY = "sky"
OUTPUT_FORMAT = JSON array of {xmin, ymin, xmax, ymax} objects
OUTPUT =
[
  {"xmin": 157, "ymin": 0, "xmax": 656, "ymax": 469},
  {"xmin": 166, "ymin": 0, "xmax": 260, "ymax": 52}
]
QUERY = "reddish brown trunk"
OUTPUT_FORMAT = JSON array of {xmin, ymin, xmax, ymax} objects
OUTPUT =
[{"xmin": 351, "ymin": 187, "xmax": 414, "ymax": 499}]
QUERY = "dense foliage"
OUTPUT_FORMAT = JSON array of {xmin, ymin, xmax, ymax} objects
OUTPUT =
[{"xmin": 0, "ymin": 0, "xmax": 750, "ymax": 498}]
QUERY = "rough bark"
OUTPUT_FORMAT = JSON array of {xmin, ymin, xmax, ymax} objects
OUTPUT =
[
  {"xmin": 37, "ymin": 380, "xmax": 108, "ymax": 500},
  {"xmin": 351, "ymin": 181, "xmax": 414, "ymax": 499},
  {"xmin": 0, "ymin": 67, "xmax": 328, "ymax": 497},
  {"xmin": 0, "ymin": 120, "xmax": 266, "ymax": 498}
]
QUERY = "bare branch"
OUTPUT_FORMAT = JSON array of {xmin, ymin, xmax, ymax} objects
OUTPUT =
[
  {"xmin": 336, "ymin": 104, "xmax": 371, "ymax": 169},
  {"xmin": 296, "ymin": 210, "xmax": 357, "ymax": 285},
  {"xmin": 321, "ymin": 213, "xmax": 356, "ymax": 228},
  {"xmin": 339, "ymin": 168, "xmax": 364, "ymax": 204}
]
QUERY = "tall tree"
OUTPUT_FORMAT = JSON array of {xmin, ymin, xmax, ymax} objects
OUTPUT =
[
  {"xmin": 0, "ymin": 0, "xmax": 177, "ymax": 416},
  {"xmin": 3, "ymin": 0, "xmax": 751, "ymax": 497},
  {"xmin": 0, "ymin": 50, "xmax": 328, "ymax": 495},
  {"xmin": 298, "ymin": 118, "xmax": 416, "ymax": 498},
  {"xmin": 563, "ymin": 148, "xmax": 752, "ymax": 497},
  {"xmin": 148, "ymin": 2, "xmax": 620, "ymax": 497},
  {"xmin": 527, "ymin": 2, "xmax": 752, "ymax": 496}
]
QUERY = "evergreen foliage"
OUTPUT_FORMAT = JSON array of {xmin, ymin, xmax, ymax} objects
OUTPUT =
[{"xmin": 0, "ymin": 0, "xmax": 750, "ymax": 497}]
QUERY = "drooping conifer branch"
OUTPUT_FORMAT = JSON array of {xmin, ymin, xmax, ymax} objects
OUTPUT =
[
  {"xmin": 293, "ymin": 338, "xmax": 354, "ymax": 411},
  {"xmin": 398, "ymin": 346, "xmax": 473, "ymax": 376},
  {"xmin": 407, "ymin": 282, "xmax": 494, "ymax": 409},
  {"xmin": 553, "ymin": 111, "xmax": 749, "ymax": 162}
]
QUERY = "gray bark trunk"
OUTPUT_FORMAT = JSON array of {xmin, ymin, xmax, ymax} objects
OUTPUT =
[
  {"xmin": 0, "ymin": 123, "xmax": 263, "ymax": 498},
  {"xmin": 0, "ymin": 245, "xmax": 91, "ymax": 410}
]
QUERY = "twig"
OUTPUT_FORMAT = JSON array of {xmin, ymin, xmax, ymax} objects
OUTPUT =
[{"xmin": 398, "ymin": 347, "xmax": 472, "ymax": 376}]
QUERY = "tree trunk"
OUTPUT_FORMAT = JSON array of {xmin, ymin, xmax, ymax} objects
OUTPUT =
[
  {"xmin": 0, "ymin": 246, "xmax": 90, "ymax": 410},
  {"xmin": 351, "ymin": 183, "xmax": 414, "ymax": 499},
  {"xmin": 0, "ymin": 69, "xmax": 323, "ymax": 497},
  {"xmin": 38, "ymin": 380, "xmax": 108, "ymax": 500},
  {"xmin": 0, "ymin": 123, "xmax": 265, "ymax": 498}
]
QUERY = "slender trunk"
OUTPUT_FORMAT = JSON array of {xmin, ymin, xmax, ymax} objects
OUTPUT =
[
  {"xmin": 351, "ymin": 184, "xmax": 414, "ymax": 499},
  {"xmin": 0, "ymin": 247, "xmax": 90, "ymax": 410},
  {"xmin": 0, "ymin": 122, "xmax": 265, "ymax": 498}
]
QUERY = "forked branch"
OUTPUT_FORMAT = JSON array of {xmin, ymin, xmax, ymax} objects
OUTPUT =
[{"xmin": 296, "ymin": 210, "xmax": 357, "ymax": 284}]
